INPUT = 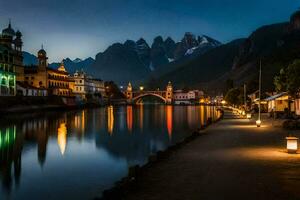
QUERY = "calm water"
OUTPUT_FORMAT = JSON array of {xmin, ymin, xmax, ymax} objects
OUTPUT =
[{"xmin": 0, "ymin": 105, "xmax": 220, "ymax": 200}]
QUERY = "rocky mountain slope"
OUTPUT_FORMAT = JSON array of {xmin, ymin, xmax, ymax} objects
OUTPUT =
[
  {"xmin": 146, "ymin": 39, "xmax": 245, "ymax": 90},
  {"xmin": 91, "ymin": 33, "xmax": 221, "ymax": 85},
  {"xmin": 23, "ymin": 32, "xmax": 221, "ymax": 85},
  {"xmin": 152, "ymin": 10, "xmax": 300, "ymax": 95}
]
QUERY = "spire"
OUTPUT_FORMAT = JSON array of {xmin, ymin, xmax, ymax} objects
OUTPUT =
[
  {"xmin": 41, "ymin": 44, "xmax": 44, "ymax": 50},
  {"xmin": 8, "ymin": 18, "xmax": 11, "ymax": 28}
]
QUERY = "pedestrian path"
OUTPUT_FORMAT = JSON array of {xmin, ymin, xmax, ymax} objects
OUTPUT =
[
  {"xmin": 223, "ymin": 109, "xmax": 244, "ymax": 119},
  {"xmin": 123, "ymin": 110, "xmax": 300, "ymax": 200}
]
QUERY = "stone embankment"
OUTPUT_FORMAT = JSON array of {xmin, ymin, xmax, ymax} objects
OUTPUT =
[{"xmin": 98, "ymin": 109, "xmax": 300, "ymax": 200}]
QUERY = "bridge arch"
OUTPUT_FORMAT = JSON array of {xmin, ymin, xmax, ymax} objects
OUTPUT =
[{"xmin": 132, "ymin": 93, "xmax": 166, "ymax": 104}]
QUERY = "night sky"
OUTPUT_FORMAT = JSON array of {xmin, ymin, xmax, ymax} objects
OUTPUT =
[{"xmin": 0, "ymin": 0, "xmax": 298, "ymax": 62}]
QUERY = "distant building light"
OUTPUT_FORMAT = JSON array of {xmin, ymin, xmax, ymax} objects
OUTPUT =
[{"xmin": 246, "ymin": 113, "xmax": 252, "ymax": 119}]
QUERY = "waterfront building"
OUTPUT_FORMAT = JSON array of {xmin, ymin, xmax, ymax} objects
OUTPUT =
[
  {"xmin": 248, "ymin": 90, "xmax": 269, "ymax": 112},
  {"xmin": 90, "ymin": 78, "xmax": 105, "ymax": 96},
  {"xmin": 23, "ymin": 49, "xmax": 73, "ymax": 96},
  {"xmin": 17, "ymin": 81, "xmax": 47, "ymax": 96},
  {"xmin": 0, "ymin": 22, "xmax": 23, "ymax": 96},
  {"xmin": 294, "ymin": 97, "xmax": 300, "ymax": 116},
  {"xmin": 173, "ymin": 89, "xmax": 204, "ymax": 104},
  {"xmin": 73, "ymin": 70, "xmax": 105, "ymax": 99},
  {"xmin": 265, "ymin": 92, "xmax": 294, "ymax": 116}
]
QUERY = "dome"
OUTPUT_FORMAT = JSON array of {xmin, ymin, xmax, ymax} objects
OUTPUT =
[
  {"xmin": 2, "ymin": 22, "xmax": 15, "ymax": 37},
  {"xmin": 58, "ymin": 61, "xmax": 67, "ymax": 72}
]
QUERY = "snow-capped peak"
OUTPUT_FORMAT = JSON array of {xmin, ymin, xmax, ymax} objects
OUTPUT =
[
  {"xmin": 185, "ymin": 47, "xmax": 199, "ymax": 56},
  {"xmin": 199, "ymin": 36, "xmax": 209, "ymax": 45}
]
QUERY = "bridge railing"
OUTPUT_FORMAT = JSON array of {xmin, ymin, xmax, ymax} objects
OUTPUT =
[{"xmin": 131, "ymin": 91, "xmax": 166, "ymax": 98}]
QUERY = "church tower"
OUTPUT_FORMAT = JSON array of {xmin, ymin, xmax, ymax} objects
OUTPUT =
[
  {"xmin": 14, "ymin": 30, "xmax": 22, "ymax": 52},
  {"xmin": 38, "ymin": 46, "xmax": 48, "ymax": 71},
  {"xmin": 165, "ymin": 81, "xmax": 173, "ymax": 104}
]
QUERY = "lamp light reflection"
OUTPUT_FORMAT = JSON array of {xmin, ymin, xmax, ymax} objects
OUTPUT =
[
  {"xmin": 107, "ymin": 106, "xmax": 114, "ymax": 135},
  {"xmin": 166, "ymin": 105, "xmax": 173, "ymax": 139},
  {"xmin": 57, "ymin": 123, "xmax": 67, "ymax": 155},
  {"xmin": 127, "ymin": 105, "xmax": 133, "ymax": 132}
]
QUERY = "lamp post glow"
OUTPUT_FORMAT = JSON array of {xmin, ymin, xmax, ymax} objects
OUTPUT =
[
  {"xmin": 246, "ymin": 113, "xmax": 252, "ymax": 119},
  {"xmin": 256, "ymin": 120, "xmax": 261, "ymax": 127},
  {"xmin": 286, "ymin": 137, "xmax": 298, "ymax": 153},
  {"xmin": 244, "ymin": 83, "xmax": 247, "ymax": 115},
  {"xmin": 257, "ymin": 60, "xmax": 262, "ymax": 127},
  {"xmin": 139, "ymin": 86, "xmax": 144, "ymax": 91}
]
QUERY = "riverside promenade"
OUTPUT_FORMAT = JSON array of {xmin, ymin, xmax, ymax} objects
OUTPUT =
[{"xmin": 124, "ymin": 110, "xmax": 300, "ymax": 200}]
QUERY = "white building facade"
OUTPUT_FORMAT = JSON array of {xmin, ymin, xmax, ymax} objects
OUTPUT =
[
  {"xmin": 173, "ymin": 90, "xmax": 204, "ymax": 104},
  {"xmin": 73, "ymin": 70, "xmax": 105, "ymax": 99}
]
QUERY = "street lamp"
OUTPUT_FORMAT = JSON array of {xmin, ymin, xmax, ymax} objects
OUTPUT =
[
  {"xmin": 256, "ymin": 120, "xmax": 261, "ymax": 127},
  {"xmin": 139, "ymin": 86, "xmax": 144, "ymax": 91},
  {"xmin": 286, "ymin": 137, "xmax": 298, "ymax": 153},
  {"xmin": 257, "ymin": 59, "xmax": 262, "ymax": 128}
]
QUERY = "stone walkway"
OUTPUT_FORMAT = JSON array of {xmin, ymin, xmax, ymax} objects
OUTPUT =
[{"xmin": 123, "ymin": 110, "xmax": 300, "ymax": 200}]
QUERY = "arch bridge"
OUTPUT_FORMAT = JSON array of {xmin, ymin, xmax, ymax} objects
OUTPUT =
[{"xmin": 125, "ymin": 82, "xmax": 173, "ymax": 104}]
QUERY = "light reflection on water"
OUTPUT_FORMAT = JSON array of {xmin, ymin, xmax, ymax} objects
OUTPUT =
[{"xmin": 0, "ymin": 105, "xmax": 220, "ymax": 200}]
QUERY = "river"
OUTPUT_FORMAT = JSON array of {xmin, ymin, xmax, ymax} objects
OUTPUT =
[{"xmin": 0, "ymin": 105, "xmax": 220, "ymax": 199}]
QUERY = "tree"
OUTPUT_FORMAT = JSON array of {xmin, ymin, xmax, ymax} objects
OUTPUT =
[
  {"xmin": 105, "ymin": 81, "xmax": 125, "ymax": 99},
  {"xmin": 274, "ymin": 59, "xmax": 300, "ymax": 116},
  {"xmin": 286, "ymin": 59, "xmax": 300, "ymax": 98},
  {"xmin": 224, "ymin": 87, "xmax": 244, "ymax": 106},
  {"xmin": 274, "ymin": 59, "xmax": 300, "ymax": 98},
  {"xmin": 274, "ymin": 68, "xmax": 288, "ymax": 93}
]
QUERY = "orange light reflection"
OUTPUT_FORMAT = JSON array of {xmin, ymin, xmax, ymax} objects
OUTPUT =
[
  {"xmin": 127, "ymin": 105, "xmax": 133, "ymax": 133},
  {"xmin": 107, "ymin": 106, "xmax": 114, "ymax": 135},
  {"xmin": 57, "ymin": 123, "xmax": 67, "ymax": 155},
  {"xmin": 166, "ymin": 105, "xmax": 173, "ymax": 139}
]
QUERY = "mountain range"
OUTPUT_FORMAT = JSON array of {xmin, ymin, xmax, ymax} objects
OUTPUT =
[
  {"xmin": 148, "ymin": 10, "xmax": 300, "ymax": 95},
  {"xmin": 23, "ymin": 32, "xmax": 221, "ymax": 85},
  {"xmin": 22, "ymin": 51, "xmax": 95, "ymax": 74},
  {"xmin": 23, "ymin": 10, "xmax": 300, "ymax": 95}
]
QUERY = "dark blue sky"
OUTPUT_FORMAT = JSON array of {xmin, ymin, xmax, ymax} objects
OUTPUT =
[{"xmin": 0, "ymin": 0, "xmax": 298, "ymax": 62}]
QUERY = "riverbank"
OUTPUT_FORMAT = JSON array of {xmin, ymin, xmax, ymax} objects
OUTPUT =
[
  {"xmin": 97, "ymin": 108, "xmax": 224, "ymax": 200},
  {"xmin": 100, "ymin": 109, "xmax": 300, "ymax": 200},
  {"xmin": 0, "ymin": 96, "xmax": 109, "ymax": 114}
]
